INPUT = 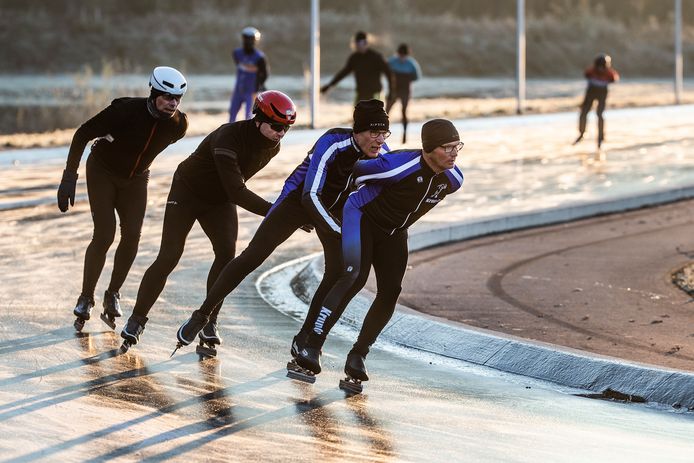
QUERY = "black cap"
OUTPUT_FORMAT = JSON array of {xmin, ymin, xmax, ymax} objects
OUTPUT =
[
  {"xmin": 353, "ymin": 99, "xmax": 389, "ymax": 133},
  {"xmin": 354, "ymin": 31, "xmax": 367, "ymax": 42},
  {"xmin": 421, "ymin": 119, "xmax": 460, "ymax": 152}
]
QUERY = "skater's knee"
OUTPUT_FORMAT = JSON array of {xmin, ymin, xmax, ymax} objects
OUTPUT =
[
  {"xmin": 376, "ymin": 284, "xmax": 402, "ymax": 304},
  {"xmin": 90, "ymin": 230, "xmax": 115, "ymax": 251},
  {"xmin": 151, "ymin": 253, "xmax": 182, "ymax": 275}
]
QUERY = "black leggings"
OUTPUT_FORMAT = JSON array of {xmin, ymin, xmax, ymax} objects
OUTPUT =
[
  {"xmin": 131, "ymin": 174, "xmax": 238, "ymax": 321},
  {"xmin": 81, "ymin": 155, "xmax": 149, "ymax": 298},
  {"xmin": 386, "ymin": 88, "xmax": 411, "ymax": 131},
  {"xmin": 199, "ymin": 193, "xmax": 343, "ymax": 333},
  {"xmin": 309, "ymin": 203, "xmax": 408, "ymax": 355},
  {"xmin": 578, "ymin": 85, "xmax": 608, "ymax": 142}
]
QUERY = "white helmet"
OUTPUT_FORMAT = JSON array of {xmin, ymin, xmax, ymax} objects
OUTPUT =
[
  {"xmin": 242, "ymin": 27, "xmax": 261, "ymax": 41},
  {"xmin": 149, "ymin": 66, "xmax": 187, "ymax": 96}
]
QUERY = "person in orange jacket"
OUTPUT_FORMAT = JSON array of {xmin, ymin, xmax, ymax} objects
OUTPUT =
[{"xmin": 574, "ymin": 53, "xmax": 619, "ymax": 148}]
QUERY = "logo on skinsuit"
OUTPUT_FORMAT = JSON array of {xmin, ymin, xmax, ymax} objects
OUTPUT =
[{"xmin": 313, "ymin": 307, "xmax": 332, "ymax": 334}]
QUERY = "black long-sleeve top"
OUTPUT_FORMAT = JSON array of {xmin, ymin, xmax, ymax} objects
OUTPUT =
[
  {"xmin": 65, "ymin": 97, "xmax": 188, "ymax": 178},
  {"xmin": 326, "ymin": 48, "xmax": 393, "ymax": 95},
  {"xmin": 176, "ymin": 119, "xmax": 280, "ymax": 215}
]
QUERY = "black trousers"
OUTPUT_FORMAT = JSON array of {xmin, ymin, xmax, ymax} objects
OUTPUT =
[
  {"xmin": 308, "ymin": 202, "xmax": 408, "ymax": 355},
  {"xmin": 198, "ymin": 193, "xmax": 343, "ymax": 335},
  {"xmin": 578, "ymin": 85, "xmax": 608, "ymax": 142},
  {"xmin": 131, "ymin": 173, "xmax": 237, "ymax": 321},
  {"xmin": 81, "ymin": 155, "xmax": 149, "ymax": 298}
]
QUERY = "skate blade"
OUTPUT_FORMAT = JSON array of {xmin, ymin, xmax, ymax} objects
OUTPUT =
[
  {"xmin": 196, "ymin": 344, "xmax": 217, "ymax": 358},
  {"xmin": 339, "ymin": 377, "xmax": 364, "ymax": 395},
  {"xmin": 99, "ymin": 313, "xmax": 116, "ymax": 330},
  {"xmin": 74, "ymin": 317, "xmax": 86, "ymax": 332},
  {"xmin": 170, "ymin": 342, "xmax": 183, "ymax": 358},
  {"xmin": 119, "ymin": 341, "xmax": 131, "ymax": 354},
  {"xmin": 286, "ymin": 361, "xmax": 316, "ymax": 384}
]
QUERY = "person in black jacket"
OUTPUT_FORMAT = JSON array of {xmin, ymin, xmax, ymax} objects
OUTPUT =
[
  {"xmin": 118, "ymin": 90, "xmax": 297, "ymax": 352},
  {"xmin": 321, "ymin": 31, "xmax": 393, "ymax": 104},
  {"xmin": 59, "ymin": 66, "xmax": 189, "ymax": 332}
]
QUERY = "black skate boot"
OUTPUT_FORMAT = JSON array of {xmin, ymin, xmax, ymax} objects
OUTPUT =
[
  {"xmin": 73, "ymin": 295, "xmax": 95, "ymax": 332},
  {"xmin": 340, "ymin": 350, "xmax": 369, "ymax": 394},
  {"xmin": 120, "ymin": 314, "xmax": 147, "ymax": 353},
  {"xmin": 196, "ymin": 320, "xmax": 222, "ymax": 358},
  {"xmin": 290, "ymin": 331, "xmax": 308, "ymax": 359},
  {"xmin": 172, "ymin": 310, "xmax": 209, "ymax": 357},
  {"xmin": 100, "ymin": 289, "xmax": 122, "ymax": 330},
  {"xmin": 288, "ymin": 343, "xmax": 322, "ymax": 384}
]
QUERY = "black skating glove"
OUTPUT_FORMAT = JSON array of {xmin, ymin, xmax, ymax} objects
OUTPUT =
[
  {"xmin": 320, "ymin": 84, "xmax": 331, "ymax": 94},
  {"xmin": 57, "ymin": 169, "xmax": 78, "ymax": 212}
]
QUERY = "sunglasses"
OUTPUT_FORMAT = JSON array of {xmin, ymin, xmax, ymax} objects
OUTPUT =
[{"xmin": 268, "ymin": 122, "xmax": 291, "ymax": 133}]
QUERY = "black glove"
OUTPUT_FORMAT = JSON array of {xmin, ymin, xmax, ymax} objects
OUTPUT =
[
  {"xmin": 320, "ymin": 84, "xmax": 330, "ymax": 94},
  {"xmin": 300, "ymin": 224, "xmax": 314, "ymax": 233},
  {"xmin": 57, "ymin": 169, "xmax": 78, "ymax": 212}
]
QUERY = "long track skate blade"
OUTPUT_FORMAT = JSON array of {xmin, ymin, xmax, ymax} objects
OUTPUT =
[
  {"xmin": 286, "ymin": 361, "xmax": 316, "ymax": 384},
  {"xmin": 339, "ymin": 378, "xmax": 363, "ymax": 395},
  {"xmin": 119, "ymin": 342, "xmax": 131, "ymax": 354},
  {"xmin": 196, "ymin": 344, "xmax": 217, "ymax": 358},
  {"xmin": 170, "ymin": 343, "xmax": 183, "ymax": 358},
  {"xmin": 99, "ymin": 313, "xmax": 116, "ymax": 330},
  {"xmin": 74, "ymin": 318, "xmax": 86, "ymax": 332}
]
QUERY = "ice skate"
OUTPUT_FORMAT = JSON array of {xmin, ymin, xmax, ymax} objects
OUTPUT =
[
  {"xmin": 287, "ymin": 345, "xmax": 321, "ymax": 384},
  {"xmin": 100, "ymin": 289, "xmax": 122, "ymax": 330},
  {"xmin": 572, "ymin": 133, "xmax": 584, "ymax": 145},
  {"xmin": 72, "ymin": 295, "xmax": 94, "ymax": 332},
  {"xmin": 173, "ymin": 310, "xmax": 209, "ymax": 357},
  {"xmin": 196, "ymin": 320, "xmax": 221, "ymax": 358},
  {"xmin": 290, "ymin": 332, "xmax": 308, "ymax": 358},
  {"xmin": 339, "ymin": 351, "xmax": 369, "ymax": 394},
  {"xmin": 286, "ymin": 359, "xmax": 317, "ymax": 384},
  {"xmin": 119, "ymin": 315, "xmax": 147, "ymax": 353}
]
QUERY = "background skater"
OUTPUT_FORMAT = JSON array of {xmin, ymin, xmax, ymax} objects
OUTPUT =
[
  {"xmin": 229, "ymin": 26, "xmax": 269, "ymax": 122},
  {"xmin": 574, "ymin": 53, "xmax": 619, "ymax": 148}
]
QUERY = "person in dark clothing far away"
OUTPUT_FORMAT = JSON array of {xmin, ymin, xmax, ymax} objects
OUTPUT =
[
  {"xmin": 118, "ymin": 90, "xmax": 296, "ymax": 353},
  {"xmin": 321, "ymin": 31, "xmax": 393, "ymax": 105},
  {"xmin": 60, "ymin": 66, "xmax": 188, "ymax": 333},
  {"xmin": 385, "ymin": 43, "xmax": 421, "ymax": 144},
  {"xmin": 574, "ymin": 53, "xmax": 619, "ymax": 148},
  {"xmin": 229, "ymin": 26, "xmax": 269, "ymax": 122}
]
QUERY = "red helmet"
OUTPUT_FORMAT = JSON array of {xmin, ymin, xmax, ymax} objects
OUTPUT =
[{"xmin": 253, "ymin": 90, "xmax": 297, "ymax": 125}]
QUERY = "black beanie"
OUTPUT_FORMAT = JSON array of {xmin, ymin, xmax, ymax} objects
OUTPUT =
[
  {"xmin": 353, "ymin": 99, "xmax": 389, "ymax": 133},
  {"xmin": 421, "ymin": 119, "xmax": 460, "ymax": 152}
]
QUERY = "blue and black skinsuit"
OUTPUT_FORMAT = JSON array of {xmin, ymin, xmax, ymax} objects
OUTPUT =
[
  {"xmin": 229, "ymin": 46, "xmax": 268, "ymax": 122},
  {"xmin": 306, "ymin": 149, "xmax": 464, "ymax": 356},
  {"xmin": 129, "ymin": 119, "xmax": 279, "ymax": 325},
  {"xmin": 193, "ymin": 128, "xmax": 390, "ymax": 332},
  {"xmin": 65, "ymin": 97, "xmax": 187, "ymax": 301}
]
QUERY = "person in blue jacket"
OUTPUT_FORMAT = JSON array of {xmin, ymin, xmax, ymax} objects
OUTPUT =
[
  {"xmin": 386, "ymin": 43, "xmax": 421, "ymax": 144},
  {"xmin": 175, "ymin": 100, "xmax": 392, "ymax": 353},
  {"xmin": 295, "ymin": 119, "xmax": 465, "ymax": 387},
  {"xmin": 229, "ymin": 27, "xmax": 269, "ymax": 122}
]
